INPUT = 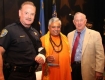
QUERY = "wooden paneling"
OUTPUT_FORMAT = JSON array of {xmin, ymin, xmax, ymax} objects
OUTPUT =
[
  {"xmin": 1, "ymin": 0, "xmax": 40, "ymax": 31},
  {"xmin": 0, "ymin": 0, "xmax": 4, "ymax": 31},
  {"xmin": 4, "ymin": 0, "xmax": 19, "ymax": 26}
]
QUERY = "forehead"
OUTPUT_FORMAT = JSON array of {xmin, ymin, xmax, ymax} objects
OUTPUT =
[
  {"xmin": 21, "ymin": 4, "xmax": 36, "ymax": 10},
  {"xmin": 74, "ymin": 13, "xmax": 85, "ymax": 20},
  {"xmin": 51, "ymin": 21, "xmax": 60, "ymax": 25}
]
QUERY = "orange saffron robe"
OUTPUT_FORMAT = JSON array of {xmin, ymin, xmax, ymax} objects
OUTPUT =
[{"xmin": 40, "ymin": 32, "xmax": 72, "ymax": 80}]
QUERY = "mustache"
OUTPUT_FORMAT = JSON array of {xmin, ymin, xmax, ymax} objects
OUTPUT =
[{"xmin": 26, "ymin": 18, "xmax": 32, "ymax": 21}]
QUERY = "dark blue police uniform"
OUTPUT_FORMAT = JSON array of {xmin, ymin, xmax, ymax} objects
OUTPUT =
[{"xmin": 0, "ymin": 22, "xmax": 42, "ymax": 80}]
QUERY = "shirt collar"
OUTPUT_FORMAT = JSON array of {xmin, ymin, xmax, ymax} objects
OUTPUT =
[{"xmin": 75, "ymin": 27, "xmax": 86, "ymax": 34}]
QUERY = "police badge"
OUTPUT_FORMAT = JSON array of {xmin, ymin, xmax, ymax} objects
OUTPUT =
[{"xmin": 0, "ymin": 29, "xmax": 8, "ymax": 37}]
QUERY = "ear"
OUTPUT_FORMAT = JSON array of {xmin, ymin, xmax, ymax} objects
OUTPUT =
[
  {"xmin": 73, "ymin": 20, "xmax": 75, "ymax": 24},
  {"xmin": 48, "ymin": 26, "xmax": 49, "ymax": 30},
  {"xmin": 19, "ymin": 10, "xmax": 21, "ymax": 17},
  {"xmin": 85, "ymin": 19, "xmax": 87, "ymax": 24}
]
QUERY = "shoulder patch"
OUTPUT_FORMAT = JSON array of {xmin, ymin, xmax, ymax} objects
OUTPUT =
[
  {"xmin": 0, "ymin": 29, "xmax": 8, "ymax": 37},
  {"xmin": 34, "ymin": 32, "xmax": 37, "ymax": 36}
]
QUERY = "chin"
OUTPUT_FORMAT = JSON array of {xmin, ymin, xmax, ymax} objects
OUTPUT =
[
  {"xmin": 25, "ymin": 21, "xmax": 33, "ymax": 24},
  {"xmin": 53, "ymin": 34, "xmax": 59, "ymax": 37},
  {"xmin": 25, "ymin": 23, "xmax": 32, "ymax": 25}
]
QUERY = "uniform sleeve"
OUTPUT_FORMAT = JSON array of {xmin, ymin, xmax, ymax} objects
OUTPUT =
[
  {"xmin": 32, "ymin": 28, "xmax": 45, "ymax": 55},
  {"xmin": 36, "ymin": 35, "xmax": 46, "ymax": 55},
  {"xmin": 0, "ymin": 28, "xmax": 11, "ymax": 50},
  {"xmin": 35, "ymin": 30, "xmax": 42, "ymax": 48}
]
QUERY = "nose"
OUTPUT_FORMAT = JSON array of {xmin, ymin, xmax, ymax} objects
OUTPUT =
[
  {"xmin": 55, "ymin": 27, "xmax": 59, "ymax": 30},
  {"xmin": 28, "ymin": 14, "xmax": 31, "ymax": 18},
  {"xmin": 76, "ymin": 21, "xmax": 81, "ymax": 25},
  {"xmin": 77, "ymin": 21, "xmax": 81, "ymax": 23}
]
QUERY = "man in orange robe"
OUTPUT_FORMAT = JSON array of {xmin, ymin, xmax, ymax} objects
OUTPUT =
[{"xmin": 40, "ymin": 17, "xmax": 72, "ymax": 80}]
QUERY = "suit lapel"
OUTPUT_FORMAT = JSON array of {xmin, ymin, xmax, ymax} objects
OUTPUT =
[
  {"xmin": 71, "ymin": 31, "xmax": 75, "ymax": 48},
  {"xmin": 69, "ymin": 30, "xmax": 75, "ymax": 53},
  {"xmin": 82, "ymin": 28, "xmax": 90, "ymax": 55}
]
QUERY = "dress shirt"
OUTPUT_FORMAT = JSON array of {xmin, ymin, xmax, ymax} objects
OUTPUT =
[{"xmin": 72, "ymin": 27, "xmax": 86, "ymax": 61}]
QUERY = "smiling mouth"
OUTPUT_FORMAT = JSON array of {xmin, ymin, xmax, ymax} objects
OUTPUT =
[{"xmin": 26, "ymin": 19, "xmax": 32, "ymax": 21}]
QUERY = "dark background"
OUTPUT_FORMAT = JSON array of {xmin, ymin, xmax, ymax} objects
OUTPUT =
[{"xmin": 0, "ymin": 0, "xmax": 105, "ymax": 44}]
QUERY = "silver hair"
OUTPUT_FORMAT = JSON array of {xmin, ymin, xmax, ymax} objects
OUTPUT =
[
  {"xmin": 48, "ymin": 17, "xmax": 61, "ymax": 26},
  {"xmin": 73, "ymin": 12, "xmax": 86, "ymax": 20}
]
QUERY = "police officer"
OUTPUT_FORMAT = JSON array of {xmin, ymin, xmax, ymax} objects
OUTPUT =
[{"xmin": 0, "ymin": 1, "xmax": 45, "ymax": 80}]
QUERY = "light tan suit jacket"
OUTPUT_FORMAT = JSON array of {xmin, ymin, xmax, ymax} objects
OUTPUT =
[{"xmin": 67, "ymin": 27, "xmax": 105, "ymax": 80}]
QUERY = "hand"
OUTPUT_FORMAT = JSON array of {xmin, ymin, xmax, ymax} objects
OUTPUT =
[
  {"xmin": 46, "ymin": 56, "xmax": 55, "ymax": 63},
  {"xmin": 35, "ymin": 54, "xmax": 45, "ymax": 64},
  {"xmin": 0, "ymin": 73, "xmax": 4, "ymax": 80},
  {"xmin": 96, "ymin": 71, "xmax": 103, "ymax": 80}
]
